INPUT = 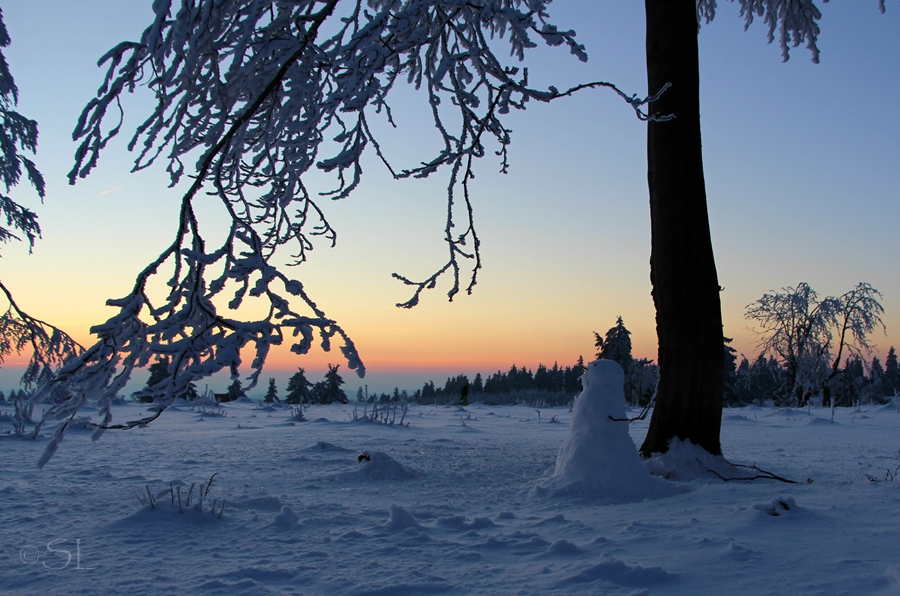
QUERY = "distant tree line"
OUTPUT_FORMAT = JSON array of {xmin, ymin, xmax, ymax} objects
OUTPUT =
[
  {"xmin": 402, "ymin": 317, "xmax": 658, "ymax": 407},
  {"xmin": 415, "ymin": 358, "xmax": 588, "ymax": 407},
  {"xmin": 726, "ymin": 344, "xmax": 899, "ymax": 407}
]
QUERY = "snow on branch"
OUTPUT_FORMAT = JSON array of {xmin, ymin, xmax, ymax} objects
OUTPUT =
[
  {"xmin": 697, "ymin": 0, "xmax": 844, "ymax": 63},
  {"xmin": 0, "ymin": 7, "xmax": 43, "ymax": 250},
  {"xmin": 745, "ymin": 282, "xmax": 885, "ymax": 405},
  {"xmin": 37, "ymin": 0, "xmax": 662, "ymax": 460},
  {"xmin": 0, "ymin": 281, "xmax": 83, "ymax": 390},
  {"xmin": 0, "ymin": 9, "xmax": 82, "ymax": 393}
]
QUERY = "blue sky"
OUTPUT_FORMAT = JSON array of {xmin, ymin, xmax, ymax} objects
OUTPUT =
[{"xmin": 0, "ymin": 1, "xmax": 897, "ymax": 395}]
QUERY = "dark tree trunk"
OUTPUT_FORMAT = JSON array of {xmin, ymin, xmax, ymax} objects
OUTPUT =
[{"xmin": 639, "ymin": 0, "xmax": 724, "ymax": 457}]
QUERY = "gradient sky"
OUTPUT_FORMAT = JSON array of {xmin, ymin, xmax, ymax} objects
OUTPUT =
[{"xmin": 0, "ymin": 1, "xmax": 897, "ymax": 395}]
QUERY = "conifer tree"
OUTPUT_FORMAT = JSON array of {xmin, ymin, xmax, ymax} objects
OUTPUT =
[
  {"xmin": 598, "ymin": 317, "xmax": 634, "ymax": 370},
  {"xmin": 264, "ymin": 378, "xmax": 279, "ymax": 403},
  {"xmin": 226, "ymin": 379, "xmax": 245, "ymax": 402},
  {"xmin": 870, "ymin": 357, "xmax": 885, "ymax": 402},
  {"xmin": 723, "ymin": 337, "xmax": 738, "ymax": 405},
  {"xmin": 285, "ymin": 368, "xmax": 313, "ymax": 405},
  {"xmin": 884, "ymin": 347, "xmax": 899, "ymax": 397},
  {"xmin": 319, "ymin": 364, "xmax": 348, "ymax": 405},
  {"xmin": 472, "ymin": 373, "xmax": 484, "ymax": 394},
  {"xmin": 182, "ymin": 382, "xmax": 199, "ymax": 402},
  {"xmin": 137, "ymin": 357, "xmax": 171, "ymax": 403}
]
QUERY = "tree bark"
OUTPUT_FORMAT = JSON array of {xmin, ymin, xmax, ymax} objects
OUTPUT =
[{"xmin": 639, "ymin": 0, "xmax": 724, "ymax": 457}]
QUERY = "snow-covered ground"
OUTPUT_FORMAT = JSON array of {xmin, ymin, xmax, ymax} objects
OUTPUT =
[{"xmin": 2, "ymin": 396, "xmax": 900, "ymax": 595}]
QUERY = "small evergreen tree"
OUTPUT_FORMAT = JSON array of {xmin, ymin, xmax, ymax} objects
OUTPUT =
[
  {"xmin": 182, "ymin": 382, "xmax": 199, "ymax": 401},
  {"xmin": 869, "ymin": 357, "xmax": 885, "ymax": 403},
  {"xmin": 421, "ymin": 381, "xmax": 436, "ymax": 402},
  {"xmin": 318, "ymin": 364, "xmax": 348, "ymax": 404},
  {"xmin": 226, "ymin": 378, "xmax": 245, "ymax": 402},
  {"xmin": 285, "ymin": 368, "xmax": 312, "ymax": 405},
  {"xmin": 136, "ymin": 357, "xmax": 171, "ymax": 403},
  {"xmin": 472, "ymin": 373, "xmax": 483, "ymax": 393},
  {"xmin": 564, "ymin": 356, "xmax": 586, "ymax": 394},
  {"xmin": 597, "ymin": 317, "xmax": 633, "ymax": 370},
  {"xmin": 264, "ymin": 378, "xmax": 279, "ymax": 403},
  {"xmin": 884, "ymin": 347, "xmax": 899, "ymax": 397},
  {"xmin": 146, "ymin": 357, "xmax": 170, "ymax": 387},
  {"xmin": 723, "ymin": 337, "xmax": 738, "ymax": 405}
]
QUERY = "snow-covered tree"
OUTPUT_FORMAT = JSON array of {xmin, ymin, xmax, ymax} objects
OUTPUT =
[
  {"xmin": 472, "ymin": 373, "xmax": 484, "ymax": 394},
  {"xmin": 869, "ymin": 357, "xmax": 885, "ymax": 402},
  {"xmin": 0, "ymin": 8, "xmax": 81, "ymax": 391},
  {"xmin": 137, "ymin": 357, "xmax": 171, "ymax": 403},
  {"xmin": 884, "ymin": 347, "xmax": 899, "ymax": 397},
  {"xmin": 745, "ymin": 282, "xmax": 885, "ymax": 406},
  {"xmin": 226, "ymin": 379, "xmax": 246, "ymax": 402},
  {"xmin": 182, "ymin": 381, "xmax": 199, "ymax": 401},
  {"xmin": 595, "ymin": 316, "xmax": 633, "ymax": 370},
  {"xmin": 314, "ymin": 364, "xmax": 347, "ymax": 405},
  {"xmin": 285, "ymin": 368, "xmax": 313, "ymax": 405},
  {"xmin": 594, "ymin": 318, "xmax": 656, "ymax": 406},
  {"xmin": 264, "ymin": 378, "xmax": 279, "ymax": 403}
]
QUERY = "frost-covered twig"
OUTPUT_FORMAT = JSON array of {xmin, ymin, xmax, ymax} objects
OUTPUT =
[
  {"xmin": 0, "ymin": 282, "xmax": 83, "ymax": 391},
  {"xmin": 204, "ymin": 472, "xmax": 218, "ymax": 498},
  {"xmin": 609, "ymin": 375, "xmax": 658, "ymax": 422}
]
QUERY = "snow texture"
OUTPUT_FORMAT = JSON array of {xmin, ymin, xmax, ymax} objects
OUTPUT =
[
  {"xmin": 3, "ymin": 398, "xmax": 900, "ymax": 595},
  {"xmin": 535, "ymin": 359, "xmax": 670, "ymax": 502}
]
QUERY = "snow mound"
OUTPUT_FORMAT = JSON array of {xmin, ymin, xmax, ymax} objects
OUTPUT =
[
  {"xmin": 434, "ymin": 515, "xmax": 494, "ymax": 530},
  {"xmin": 558, "ymin": 555, "xmax": 673, "ymax": 587},
  {"xmin": 753, "ymin": 496, "xmax": 799, "ymax": 517},
  {"xmin": 272, "ymin": 505, "xmax": 299, "ymax": 529},
  {"xmin": 645, "ymin": 438, "xmax": 795, "ymax": 485},
  {"xmin": 106, "ymin": 502, "xmax": 223, "ymax": 528},
  {"xmin": 806, "ymin": 417, "xmax": 836, "ymax": 426},
  {"xmin": 644, "ymin": 438, "xmax": 738, "ymax": 482},
  {"xmin": 546, "ymin": 539, "xmax": 583, "ymax": 554},
  {"xmin": 309, "ymin": 441, "xmax": 351, "ymax": 452},
  {"xmin": 329, "ymin": 451, "xmax": 419, "ymax": 481},
  {"xmin": 357, "ymin": 451, "xmax": 419, "ymax": 479},
  {"xmin": 534, "ymin": 360, "xmax": 668, "ymax": 502},
  {"xmin": 382, "ymin": 505, "xmax": 423, "ymax": 532}
]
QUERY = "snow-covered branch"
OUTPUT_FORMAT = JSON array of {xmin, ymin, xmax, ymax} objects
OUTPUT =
[
  {"xmin": 696, "ymin": 0, "xmax": 892, "ymax": 63},
  {"xmin": 0, "ymin": 9, "xmax": 83, "ymax": 393},
  {"xmin": 35, "ymin": 0, "xmax": 660, "ymax": 460}
]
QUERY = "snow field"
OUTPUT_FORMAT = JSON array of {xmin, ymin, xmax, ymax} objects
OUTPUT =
[{"xmin": 2, "ymin": 398, "xmax": 900, "ymax": 595}]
